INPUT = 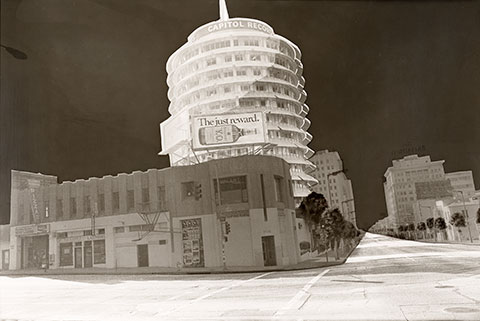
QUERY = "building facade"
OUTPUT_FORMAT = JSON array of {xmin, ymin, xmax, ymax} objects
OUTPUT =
[
  {"xmin": 446, "ymin": 171, "xmax": 476, "ymax": 199},
  {"xmin": 384, "ymin": 155, "xmax": 447, "ymax": 230},
  {"xmin": 309, "ymin": 150, "xmax": 356, "ymax": 226},
  {"xmin": 159, "ymin": 1, "xmax": 316, "ymax": 202},
  {"xmin": 7, "ymin": 156, "xmax": 300, "ymax": 270}
]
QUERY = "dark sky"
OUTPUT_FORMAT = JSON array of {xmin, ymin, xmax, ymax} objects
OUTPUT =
[{"xmin": 1, "ymin": 0, "xmax": 479, "ymax": 228}]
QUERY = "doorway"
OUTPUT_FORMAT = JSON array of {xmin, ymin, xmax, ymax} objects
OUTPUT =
[
  {"xmin": 84, "ymin": 241, "xmax": 92, "ymax": 268},
  {"xmin": 2, "ymin": 250, "xmax": 9, "ymax": 270},
  {"xmin": 74, "ymin": 242, "xmax": 82, "ymax": 268},
  {"xmin": 137, "ymin": 244, "xmax": 149, "ymax": 267},
  {"xmin": 261, "ymin": 236, "xmax": 277, "ymax": 266}
]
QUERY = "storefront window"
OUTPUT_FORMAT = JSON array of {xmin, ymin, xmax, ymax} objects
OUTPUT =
[
  {"xmin": 93, "ymin": 240, "xmax": 105, "ymax": 264},
  {"xmin": 59, "ymin": 242, "xmax": 73, "ymax": 266}
]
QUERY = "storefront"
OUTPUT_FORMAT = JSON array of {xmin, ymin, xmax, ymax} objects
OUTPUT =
[{"xmin": 15, "ymin": 224, "xmax": 50, "ymax": 269}]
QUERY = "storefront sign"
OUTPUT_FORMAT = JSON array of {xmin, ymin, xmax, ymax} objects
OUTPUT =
[
  {"xmin": 192, "ymin": 112, "xmax": 266, "ymax": 150},
  {"xmin": 189, "ymin": 18, "xmax": 274, "ymax": 41},
  {"xmin": 181, "ymin": 218, "xmax": 204, "ymax": 267},
  {"xmin": 15, "ymin": 224, "xmax": 50, "ymax": 236}
]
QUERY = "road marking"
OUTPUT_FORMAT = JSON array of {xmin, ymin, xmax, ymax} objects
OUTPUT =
[
  {"xmin": 275, "ymin": 269, "xmax": 330, "ymax": 315},
  {"xmin": 156, "ymin": 272, "xmax": 272, "ymax": 316},
  {"xmin": 192, "ymin": 272, "xmax": 272, "ymax": 302}
]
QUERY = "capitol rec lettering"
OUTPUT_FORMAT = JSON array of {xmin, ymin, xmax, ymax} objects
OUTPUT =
[{"xmin": 207, "ymin": 20, "xmax": 273, "ymax": 34}]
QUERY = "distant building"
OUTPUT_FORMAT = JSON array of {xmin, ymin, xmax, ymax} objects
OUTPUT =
[
  {"xmin": 309, "ymin": 150, "xmax": 356, "ymax": 226},
  {"xmin": 159, "ymin": 0, "xmax": 316, "ymax": 202},
  {"xmin": 0, "ymin": 225, "xmax": 10, "ymax": 270},
  {"xmin": 7, "ymin": 156, "xmax": 301, "ymax": 271},
  {"xmin": 446, "ymin": 171, "xmax": 476, "ymax": 199},
  {"xmin": 384, "ymin": 155, "xmax": 446, "ymax": 230}
]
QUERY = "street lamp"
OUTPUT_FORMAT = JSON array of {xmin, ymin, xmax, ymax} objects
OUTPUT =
[
  {"xmin": 1, "ymin": 44, "xmax": 28, "ymax": 60},
  {"xmin": 452, "ymin": 190, "xmax": 473, "ymax": 243}
]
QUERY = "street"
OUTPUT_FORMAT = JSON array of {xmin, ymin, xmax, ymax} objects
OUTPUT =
[{"xmin": 1, "ymin": 233, "xmax": 480, "ymax": 321}]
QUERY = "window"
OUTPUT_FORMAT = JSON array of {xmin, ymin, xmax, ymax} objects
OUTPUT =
[
  {"xmin": 274, "ymin": 176, "xmax": 285, "ymax": 202},
  {"xmin": 84, "ymin": 230, "xmax": 92, "ymax": 236},
  {"xmin": 253, "ymin": 69, "xmax": 261, "ymax": 76},
  {"xmin": 93, "ymin": 240, "xmax": 105, "ymax": 264},
  {"xmin": 159, "ymin": 240, "xmax": 167, "ymax": 245},
  {"xmin": 256, "ymin": 85, "xmax": 265, "ymax": 91},
  {"xmin": 97, "ymin": 228, "xmax": 105, "ymax": 235},
  {"xmin": 60, "ymin": 243, "xmax": 73, "ymax": 266},
  {"xmin": 250, "ymin": 54, "xmax": 261, "ymax": 61},
  {"xmin": 44, "ymin": 200, "xmax": 49, "ymax": 218},
  {"xmin": 84, "ymin": 195, "xmax": 91, "ymax": 214},
  {"xmin": 241, "ymin": 84, "xmax": 250, "ymax": 91},
  {"xmin": 206, "ymin": 58, "xmax": 216, "ymax": 66},
  {"xmin": 224, "ymin": 55, "xmax": 232, "ymax": 62},
  {"xmin": 112, "ymin": 192, "xmax": 120, "ymax": 211},
  {"xmin": 127, "ymin": 190, "xmax": 135, "ymax": 210},
  {"xmin": 224, "ymin": 86, "xmax": 231, "ymax": 93},
  {"xmin": 98, "ymin": 193, "xmax": 105, "ymax": 212},
  {"xmin": 236, "ymin": 70, "xmax": 246, "ymax": 76},
  {"xmin": 224, "ymin": 71, "xmax": 234, "ymax": 78},
  {"xmin": 158, "ymin": 186, "xmax": 166, "ymax": 210},
  {"xmin": 57, "ymin": 232, "xmax": 67, "ymax": 238},
  {"xmin": 114, "ymin": 226, "xmax": 125, "ymax": 233},
  {"xmin": 214, "ymin": 176, "xmax": 248, "ymax": 205},
  {"xmin": 234, "ymin": 54, "xmax": 243, "ymax": 61},
  {"xmin": 129, "ymin": 224, "xmax": 152, "ymax": 232},
  {"xmin": 70, "ymin": 197, "xmax": 77, "ymax": 216},
  {"xmin": 141, "ymin": 187, "xmax": 149, "ymax": 204},
  {"xmin": 182, "ymin": 181, "xmax": 195, "ymax": 199}
]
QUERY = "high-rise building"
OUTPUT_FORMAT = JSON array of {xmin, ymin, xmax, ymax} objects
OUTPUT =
[
  {"xmin": 309, "ymin": 150, "xmax": 356, "ymax": 226},
  {"xmin": 159, "ymin": 0, "xmax": 316, "ymax": 201},
  {"xmin": 383, "ymin": 154, "xmax": 447, "ymax": 229}
]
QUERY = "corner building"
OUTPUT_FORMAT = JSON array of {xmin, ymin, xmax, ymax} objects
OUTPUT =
[
  {"xmin": 7, "ymin": 156, "xmax": 300, "ymax": 270},
  {"xmin": 160, "ymin": 2, "xmax": 316, "ymax": 201}
]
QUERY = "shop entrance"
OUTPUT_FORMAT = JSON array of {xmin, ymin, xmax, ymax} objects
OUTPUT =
[
  {"xmin": 22, "ymin": 235, "xmax": 49, "ymax": 269},
  {"xmin": 74, "ymin": 242, "xmax": 82, "ymax": 268},
  {"xmin": 261, "ymin": 236, "xmax": 277, "ymax": 266},
  {"xmin": 137, "ymin": 244, "xmax": 149, "ymax": 267},
  {"xmin": 84, "ymin": 241, "xmax": 93, "ymax": 268}
]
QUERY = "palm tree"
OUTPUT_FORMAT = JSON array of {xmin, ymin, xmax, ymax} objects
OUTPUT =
[
  {"xmin": 426, "ymin": 217, "xmax": 436, "ymax": 241},
  {"xmin": 435, "ymin": 217, "xmax": 447, "ymax": 241},
  {"xmin": 297, "ymin": 192, "xmax": 329, "ymax": 253},
  {"xmin": 416, "ymin": 222, "xmax": 427, "ymax": 239},
  {"xmin": 449, "ymin": 212, "xmax": 466, "ymax": 241}
]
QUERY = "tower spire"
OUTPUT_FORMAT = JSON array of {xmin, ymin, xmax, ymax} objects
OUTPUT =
[{"xmin": 219, "ymin": 0, "xmax": 230, "ymax": 20}]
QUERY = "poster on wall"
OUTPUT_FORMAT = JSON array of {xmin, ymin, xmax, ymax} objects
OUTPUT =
[
  {"xmin": 191, "ymin": 112, "xmax": 266, "ymax": 150},
  {"xmin": 181, "ymin": 218, "xmax": 204, "ymax": 267}
]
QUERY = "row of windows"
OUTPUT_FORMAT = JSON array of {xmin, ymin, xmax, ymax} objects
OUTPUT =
[
  {"xmin": 189, "ymin": 97, "xmax": 300, "ymax": 117},
  {"xmin": 172, "ymin": 51, "xmax": 296, "ymax": 84},
  {"xmin": 174, "ymin": 81, "xmax": 298, "ymax": 110},
  {"xmin": 176, "ymin": 66, "xmax": 298, "ymax": 96},
  {"xmin": 176, "ymin": 37, "xmax": 295, "ymax": 67},
  {"xmin": 18, "ymin": 186, "xmax": 167, "ymax": 224}
]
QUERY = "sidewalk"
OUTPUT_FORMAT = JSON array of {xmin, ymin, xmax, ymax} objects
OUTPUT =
[{"xmin": 0, "ymin": 239, "xmax": 362, "ymax": 276}]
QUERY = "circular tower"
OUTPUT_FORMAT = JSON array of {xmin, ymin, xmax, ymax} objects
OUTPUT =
[{"xmin": 160, "ymin": 1, "xmax": 316, "ymax": 200}]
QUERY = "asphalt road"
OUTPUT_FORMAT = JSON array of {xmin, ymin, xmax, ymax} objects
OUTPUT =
[{"xmin": 1, "ymin": 233, "xmax": 480, "ymax": 321}]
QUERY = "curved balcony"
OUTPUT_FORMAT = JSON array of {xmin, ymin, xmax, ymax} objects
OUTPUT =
[
  {"xmin": 301, "ymin": 117, "xmax": 311, "ymax": 131},
  {"xmin": 302, "ymin": 131, "xmax": 313, "ymax": 145}
]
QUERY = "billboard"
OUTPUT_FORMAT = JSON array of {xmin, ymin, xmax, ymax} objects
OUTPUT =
[
  {"xmin": 415, "ymin": 180, "xmax": 454, "ymax": 200},
  {"xmin": 191, "ymin": 112, "xmax": 266, "ymax": 150},
  {"xmin": 159, "ymin": 111, "xmax": 190, "ymax": 155}
]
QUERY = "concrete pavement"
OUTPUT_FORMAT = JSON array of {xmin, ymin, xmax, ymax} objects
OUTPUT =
[{"xmin": 1, "ymin": 233, "xmax": 480, "ymax": 321}]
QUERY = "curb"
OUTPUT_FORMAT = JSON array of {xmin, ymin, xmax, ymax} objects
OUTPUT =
[{"xmin": 0, "ymin": 235, "xmax": 365, "ymax": 277}]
